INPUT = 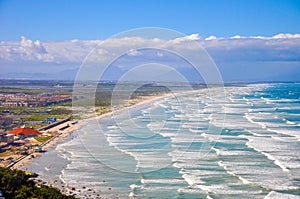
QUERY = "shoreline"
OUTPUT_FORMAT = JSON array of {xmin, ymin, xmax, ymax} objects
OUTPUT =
[
  {"xmin": 10, "ymin": 121, "xmax": 82, "ymax": 170},
  {"xmin": 10, "ymin": 92, "xmax": 175, "ymax": 197},
  {"xmin": 12, "ymin": 92, "xmax": 173, "ymax": 170}
]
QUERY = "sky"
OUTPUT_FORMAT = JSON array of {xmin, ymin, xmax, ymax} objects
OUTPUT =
[
  {"xmin": 0, "ymin": 0, "xmax": 300, "ymax": 41},
  {"xmin": 0, "ymin": 0, "xmax": 299, "ymax": 82}
]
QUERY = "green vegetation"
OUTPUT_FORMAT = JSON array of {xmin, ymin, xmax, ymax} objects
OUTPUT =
[
  {"xmin": 27, "ymin": 124, "xmax": 45, "ymax": 129},
  {"xmin": 0, "ymin": 151, "xmax": 12, "ymax": 157},
  {"xmin": 54, "ymin": 101, "xmax": 72, "ymax": 106},
  {"xmin": 0, "ymin": 106, "xmax": 29, "ymax": 114},
  {"xmin": 24, "ymin": 114, "xmax": 68, "ymax": 121},
  {"xmin": 0, "ymin": 88, "xmax": 72, "ymax": 96},
  {"xmin": 0, "ymin": 167, "xmax": 77, "ymax": 199},
  {"xmin": 0, "ymin": 87, "xmax": 49, "ymax": 95},
  {"xmin": 130, "ymin": 83, "xmax": 170, "ymax": 99},
  {"xmin": 18, "ymin": 108, "xmax": 72, "ymax": 122},
  {"xmin": 34, "ymin": 136, "xmax": 53, "ymax": 142},
  {"xmin": 96, "ymin": 107, "xmax": 110, "ymax": 116},
  {"xmin": 49, "ymin": 108, "xmax": 72, "ymax": 115}
]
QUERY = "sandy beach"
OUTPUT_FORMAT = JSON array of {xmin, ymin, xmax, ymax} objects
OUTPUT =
[{"xmin": 11, "ymin": 92, "xmax": 173, "ymax": 171}]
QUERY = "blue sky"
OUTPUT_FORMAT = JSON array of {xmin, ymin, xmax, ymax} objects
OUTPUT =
[{"xmin": 0, "ymin": 0, "xmax": 300, "ymax": 41}]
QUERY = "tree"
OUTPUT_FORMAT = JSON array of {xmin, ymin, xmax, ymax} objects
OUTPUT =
[{"xmin": 0, "ymin": 167, "xmax": 77, "ymax": 199}]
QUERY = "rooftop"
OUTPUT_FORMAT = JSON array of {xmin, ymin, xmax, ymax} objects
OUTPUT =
[{"xmin": 7, "ymin": 127, "xmax": 42, "ymax": 136}]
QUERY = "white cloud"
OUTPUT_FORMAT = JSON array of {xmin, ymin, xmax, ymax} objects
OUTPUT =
[
  {"xmin": 231, "ymin": 35, "xmax": 243, "ymax": 39},
  {"xmin": 172, "ymin": 33, "xmax": 201, "ymax": 44},
  {"xmin": 1, "ymin": 33, "xmax": 298, "ymax": 64},
  {"xmin": 203, "ymin": 35, "xmax": 300, "ymax": 62},
  {"xmin": 205, "ymin": 33, "xmax": 300, "ymax": 41},
  {"xmin": 0, "ymin": 33, "xmax": 299, "ymax": 81},
  {"xmin": 20, "ymin": 36, "xmax": 47, "ymax": 54},
  {"xmin": 17, "ymin": 36, "xmax": 52, "ymax": 61},
  {"xmin": 205, "ymin": 35, "xmax": 217, "ymax": 40},
  {"xmin": 272, "ymin": 33, "xmax": 300, "ymax": 39},
  {"xmin": 0, "ymin": 36, "xmax": 50, "ymax": 62}
]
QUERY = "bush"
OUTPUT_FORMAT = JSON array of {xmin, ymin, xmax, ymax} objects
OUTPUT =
[{"xmin": 0, "ymin": 167, "xmax": 76, "ymax": 199}]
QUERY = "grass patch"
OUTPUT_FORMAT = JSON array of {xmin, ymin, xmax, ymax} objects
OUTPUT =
[
  {"xmin": 0, "ymin": 151, "xmax": 12, "ymax": 157},
  {"xmin": 34, "ymin": 136, "xmax": 53, "ymax": 142},
  {"xmin": 24, "ymin": 114, "xmax": 68, "ymax": 121},
  {"xmin": 27, "ymin": 124, "xmax": 45, "ymax": 129}
]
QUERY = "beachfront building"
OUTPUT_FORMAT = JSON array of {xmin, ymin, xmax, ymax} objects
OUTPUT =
[
  {"xmin": 0, "ymin": 134, "xmax": 14, "ymax": 153},
  {"xmin": 7, "ymin": 127, "xmax": 43, "ymax": 139},
  {"xmin": 0, "ymin": 134, "xmax": 14, "ymax": 144}
]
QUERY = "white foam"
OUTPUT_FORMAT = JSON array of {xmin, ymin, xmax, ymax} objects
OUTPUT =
[
  {"xmin": 260, "ymin": 151, "xmax": 289, "ymax": 172},
  {"xmin": 267, "ymin": 128, "xmax": 300, "ymax": 139},
  {"xmin": 157, "ymin": 102, "xmax": 169, "ymax": 109},
  {"xmin": 140, "ymin": 179, "xmax": 186, "ymax": 185},
  {"xmin": 177, "ymin": 187, "xmax": 207, "ymax": 194},
  {"xmin": 181, "ymin": 173, "xmax": 205, "ymax": 186},
  {"xmin": 264, "ymin": 191, "xmax": 300, "ymax": 199},
  {"xmin": 130, "ymin": 184, "xmax": 141, "ymax": 190},
  {"xmin": 189, "ymin": 128, "xmax": 206, "ymax": 133},
  {"xmin": 129, "ymin": 192, "xmax": 136, "ymax": 197},
  {"xmin": 107, "ymin": 125, "xmax": 118, "ymax": 129},
  {"xmin": 211, "ymin": 147, "xmax": 220, "ymax": 155},
  {"xmin": 244, "ymin": 113, "xmax": 267, "ymax": 129},
  {"xmin": 243, "ymin": 136, "xmax": 291, "ymax": 172},
  {"xmin": 217, "ymin": 161, "xmax": 251, "ymax": 185}
]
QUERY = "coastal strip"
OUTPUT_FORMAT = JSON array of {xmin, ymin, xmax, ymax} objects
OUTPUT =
[
  {"xmin": 11, "ymin": 92, "xmax": 174, "ymax": 171},
  {"xmin": 9, "ymin": 120, "xmax": 81, "ymax": 169}
]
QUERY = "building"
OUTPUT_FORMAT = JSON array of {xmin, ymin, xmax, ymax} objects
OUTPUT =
[
  {"xmin": 7, "ymin": 127, "xmax": 43, "ymax": 138},
  {"xmin": 0, "ymin": 134, "xmax": 14, "ymax": 143},
  {"xmin": 0, "ymin": 93, "xmax": 71, "ymax": 107}
]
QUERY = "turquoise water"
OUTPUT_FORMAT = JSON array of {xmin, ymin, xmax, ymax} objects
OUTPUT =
[{"xmin": 24, "ymin": 83, "xmax": 300, "ymax": 198}]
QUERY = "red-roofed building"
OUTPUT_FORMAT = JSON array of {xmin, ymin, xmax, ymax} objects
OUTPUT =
[{"xmin": 7, "ymin": 127, "xmax": 42, "ymax": 137}]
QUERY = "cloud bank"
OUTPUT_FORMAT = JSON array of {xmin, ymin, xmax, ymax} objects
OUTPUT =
[{"xmin": 0, "ymin": 34, "xmax": 299, "ymax": 82}]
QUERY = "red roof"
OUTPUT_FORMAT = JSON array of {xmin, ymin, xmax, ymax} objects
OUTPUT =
[{"xmin": 7, "ymin": 127, "xmax": 42, "ymax": 136}]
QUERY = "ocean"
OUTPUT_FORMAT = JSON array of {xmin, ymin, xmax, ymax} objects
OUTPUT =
[{"xmin": 22, "ymin": 83, "xmax": 300, "ymax": 199}]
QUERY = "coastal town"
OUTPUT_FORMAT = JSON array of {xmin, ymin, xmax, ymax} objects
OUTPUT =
[
  {"xmin": 0, "ymin": 81, "xmax": 169, "ymax": 169},
  {"xmin": 0, "ymin": 92, "xmax": 71, "ymax": 107},
  {"xmin": 0, "ymin": 92, "xmax": 72, "ymax": 130},
  {"xmin": 0, "ymin": 118, "xmax": 78, "ymax": 168},
  {"xmin": 0, "ymin": 80, "xmax": 172, "ymax": 198},
  {"xmin": 0, "ymin": 90, "xmax": 75, "ymax": 168}
]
